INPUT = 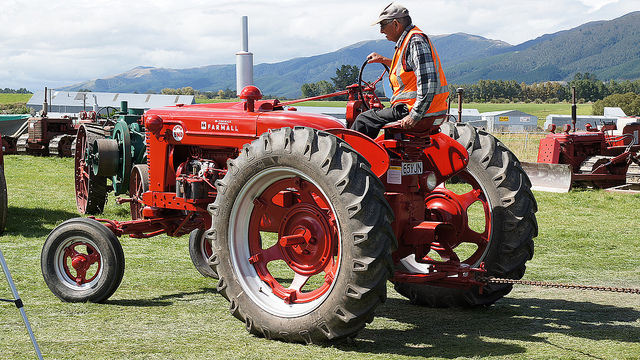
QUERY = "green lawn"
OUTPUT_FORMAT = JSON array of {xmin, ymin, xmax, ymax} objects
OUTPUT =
[
  {"xmin": 0, "ymin": 155, "xmax": 638, "ymax": 359},
  {"xmin": 0, "ymin": 94, "xmax": 31, "ymax": 104}
]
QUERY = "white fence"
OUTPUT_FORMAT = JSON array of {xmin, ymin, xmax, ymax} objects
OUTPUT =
[{"xmin": 489, "ymin": 131, "xmax": 548, "ymax": 162}]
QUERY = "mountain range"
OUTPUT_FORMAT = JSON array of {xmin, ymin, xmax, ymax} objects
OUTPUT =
[{"xmin": 59, "ymin": 11, "xmax": 640, "ymax": 98}]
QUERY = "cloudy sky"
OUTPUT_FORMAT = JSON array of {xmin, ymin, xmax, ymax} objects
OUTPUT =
[{"xmin": 1, "ymin": 0, "xmax": 637, "ymax": 92}]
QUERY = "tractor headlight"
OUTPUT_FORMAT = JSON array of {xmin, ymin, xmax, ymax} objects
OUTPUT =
[
  {"xmin": 426, "ymin": 172, "xmax": 438, "ymax": 190},
  {"xmin": 420, "ymin": 171, "xmax": 438, "ymax": 191}
]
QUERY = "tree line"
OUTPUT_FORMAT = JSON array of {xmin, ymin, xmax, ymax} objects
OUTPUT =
[
  {"xmin": 592, "ymin": 92, "xmax": 640, "ymax": 116},
  {"xmin": 161, "ymin": 86, "xmax": 245, "ymax": 100},
  {"xmin": 1, "ymin": 88, "xmax": 31, "ymax": 94},
  {"xmin": 301, "ymin": 65, "xmax": 360, "ymax": 101},
  {"xmin": 449, "ymin": 73, "xmax": 640, "ymax": 105}
]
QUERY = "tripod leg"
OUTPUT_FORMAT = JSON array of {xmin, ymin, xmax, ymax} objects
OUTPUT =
[{"xmin": 0, "ymin": 247, "xmax": 43, "ymax": 360}]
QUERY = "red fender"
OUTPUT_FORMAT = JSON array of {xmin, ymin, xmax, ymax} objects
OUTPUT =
[
  {"xmin": 422, "ymin": 132, "xmax": 469, "ymax": 183},
  {"xmin": 324, "ymin": 128, "xmax": 389, "ymax": 178}
]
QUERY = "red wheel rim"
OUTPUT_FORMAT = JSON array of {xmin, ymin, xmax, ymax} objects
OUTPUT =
[
  {"xmin": 130, "ymin": 166, "xmax": 147, "ymax": 220},
  {"xmin": 62, "ymin": 242, "xmax": 102, "ymax": 286},
  {"xmin": 74, "ymin": 126, "xmax": 90, "ymax": 214},
  {"xmin": 247, "ymin": 177, "xmax": 338, "ymax": 304},
  {"xmin": 425, "ymin": 171, "xmax": 492, "ymax": 265}
]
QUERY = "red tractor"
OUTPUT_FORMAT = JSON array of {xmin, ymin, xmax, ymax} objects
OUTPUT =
[
  {"xmin": 522, "ymin": 121, "xmax": 640, "ymax": 192},
  {"xmin": 40, "ymin": 63, "xmax": 537, "ymax": 344},
  {"xmin": 16, "ymin": 115, "xmax": 77, "ymax": 157}
]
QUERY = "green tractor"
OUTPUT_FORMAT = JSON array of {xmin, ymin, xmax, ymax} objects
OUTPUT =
[{"xmin": 74, "ymin": 101, "xmax": 147, "ymax": 216}]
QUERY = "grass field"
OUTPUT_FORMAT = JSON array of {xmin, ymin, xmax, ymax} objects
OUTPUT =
[
  {"xmin": 0, "ymin": 94, "xmax": 31, "ymax": 104},
  {"xmin": 0, "ymin": 154, "xmax": 638, "ymax": 359}
]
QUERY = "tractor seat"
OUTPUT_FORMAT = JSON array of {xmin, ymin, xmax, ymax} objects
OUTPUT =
[{"xmin": 383, "ymin": 115, "xmax": 447, "ymax": 138}]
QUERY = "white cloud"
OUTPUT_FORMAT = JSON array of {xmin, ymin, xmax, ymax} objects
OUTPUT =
[{"xmin": 0, "ymin": 0, "xmax": 636, "ymax": 91}]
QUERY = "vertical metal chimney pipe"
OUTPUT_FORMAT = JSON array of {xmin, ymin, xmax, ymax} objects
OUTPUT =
[
  {"xmin": 242, "ymin": 16, "xmax": 249, "ymax": 52},
  {"xmin": 457, "ymin": 88, "xmax": 464, "ymax": 123},
  {"xmin": 236, "ymin": 16, "xmax": 254, "ymax": 94},
  {"xmin": 43, "ymin": 87, "xmax": 48, "ymax": 117},
  {"xmin": 571, "ymin": 86, "xmax": 577, "ymax": 132}
]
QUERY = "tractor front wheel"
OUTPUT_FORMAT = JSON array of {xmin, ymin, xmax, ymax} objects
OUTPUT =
[
  {"xmin": 188, "ymin": 228, "xmax": 218, "ymax": 279},
  {"xmin": 209, "ymin": 127, "xmax": 395, "ymax": 344},
  {"xmin": 41, "ymin": 218, "xmax": 125, "ymax": 303},
  {"xmin": 129, "ymin": 164, "xmax": 149, "ymax": 220}
]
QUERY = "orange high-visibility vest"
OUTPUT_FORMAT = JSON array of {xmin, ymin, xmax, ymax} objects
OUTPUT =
[{"xmin": 389, "ymin": 26, "xmax": 448, "ymax": 117}]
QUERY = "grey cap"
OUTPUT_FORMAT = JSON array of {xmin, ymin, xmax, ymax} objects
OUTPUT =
[{"xmin": 371, "ymin": 2, "xmax": 409, "ymax": 26}]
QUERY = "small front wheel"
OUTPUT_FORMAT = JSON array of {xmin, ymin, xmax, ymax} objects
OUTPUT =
[
  {"xmin": 129, "ymin": 164, "xmax": 149, "ymax": 220},
  {"xmin": 188, "ymin": 228, "xmax": 218, "ymax": 279},
  {"xmin": 41, "ymin": 218, "xmax": 125, "ymax": 303}
]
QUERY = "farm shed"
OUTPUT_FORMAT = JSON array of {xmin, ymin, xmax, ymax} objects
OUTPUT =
[
  {"xmin": 456, "ymin": 109, "xmax": 487, "ymax": 129},
  {"xmin": 27, "ymin": 91, "xmax": 195, "ymax": 115},
  {"xmin": 481, "ymin": 110, "xmax": 538, "ymax": 132},
  {"xmin": 543, "ymin": 114, "xmax": 619, "ymax": 131}
]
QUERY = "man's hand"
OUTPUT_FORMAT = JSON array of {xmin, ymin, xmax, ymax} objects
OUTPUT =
[
  {"xmin": 399, "ymin": 114, "xmax": 418, "ymax": 129},
  {"xmin": 367, "ymin": 52, "xmax": 392, "ymax": 67}
]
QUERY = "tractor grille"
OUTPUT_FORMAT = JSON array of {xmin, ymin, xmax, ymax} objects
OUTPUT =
[{"xmin": 28, "ymin": 120, "xmax": 45, "ymax": 141}]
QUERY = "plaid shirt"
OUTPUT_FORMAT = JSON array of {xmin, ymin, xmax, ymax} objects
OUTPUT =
[{"xmin": 395, "ymin": 25, "xmax": 439, "ymax": 121}]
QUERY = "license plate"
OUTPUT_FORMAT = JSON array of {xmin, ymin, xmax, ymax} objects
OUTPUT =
[{"xmin": 402, "ymin": 162, "xmax": 423, "ymax": 176}]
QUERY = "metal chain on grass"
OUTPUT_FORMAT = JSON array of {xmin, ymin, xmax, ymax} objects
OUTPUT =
[{"xmin": 479, "ymin": 276, "xmax": 640, "ymax": 294}]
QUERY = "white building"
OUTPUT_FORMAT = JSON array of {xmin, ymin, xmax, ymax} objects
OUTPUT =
[
  {"xmin": 543, "ymin": 115, "xmax": 619, "ymax": 131},
  {"xmin": 543, "ymin": 107, "xmax": 629, "ymax": 131},
  {"xmin": 27, "ymin": 90, "xmax": 195, "ymax": 115},
  {"xmin": 481, "ymin": 110, "xmax": 538, "ymax": 132},
  {"xmin": 454, "ymin": 109, "xmax": 487, "ymax": 129}
]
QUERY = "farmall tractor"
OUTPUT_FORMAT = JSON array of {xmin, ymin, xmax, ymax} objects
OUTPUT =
[{"xmin": 41, "ymin": 62, "xmax": 537, "ymax": 344}]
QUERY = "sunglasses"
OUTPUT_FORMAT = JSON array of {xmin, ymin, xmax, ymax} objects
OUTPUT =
[{"xmin": 380, "ymin": 19, "xmax": 396, "ymax": 30}]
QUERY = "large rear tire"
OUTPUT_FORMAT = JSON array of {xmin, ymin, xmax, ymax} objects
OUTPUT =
[
  {"xmin": 394, "ymin": 122, "xmax": 537, "ymax": 307},
  {"xmin": 75, "ymin": 124, "xmax": 108, "ymax": 215},
  {"xmin": 208, "ymin": 127, "xmax": 396, "ymax": 344}
]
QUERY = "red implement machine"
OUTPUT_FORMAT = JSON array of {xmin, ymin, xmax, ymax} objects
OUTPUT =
[
  {"xmin": 522, "ymin": 87, "xmax": 640, "ymax": 193},
  {"xmin": 40, "ymin": 62, "xmax": 537, "ymax": 344},
  {"xmin": 522, "ymin": 120, "xmax": 640, "ymax": 192}
]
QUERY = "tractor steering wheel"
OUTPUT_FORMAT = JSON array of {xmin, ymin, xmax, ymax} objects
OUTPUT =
[
  {"xmin": 96, "ymin": 106, "xmax": 119, "ymax": 119},
  {"xmin": 358, "ymin": 59, "xmax": 390, "ymax": 110}
]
